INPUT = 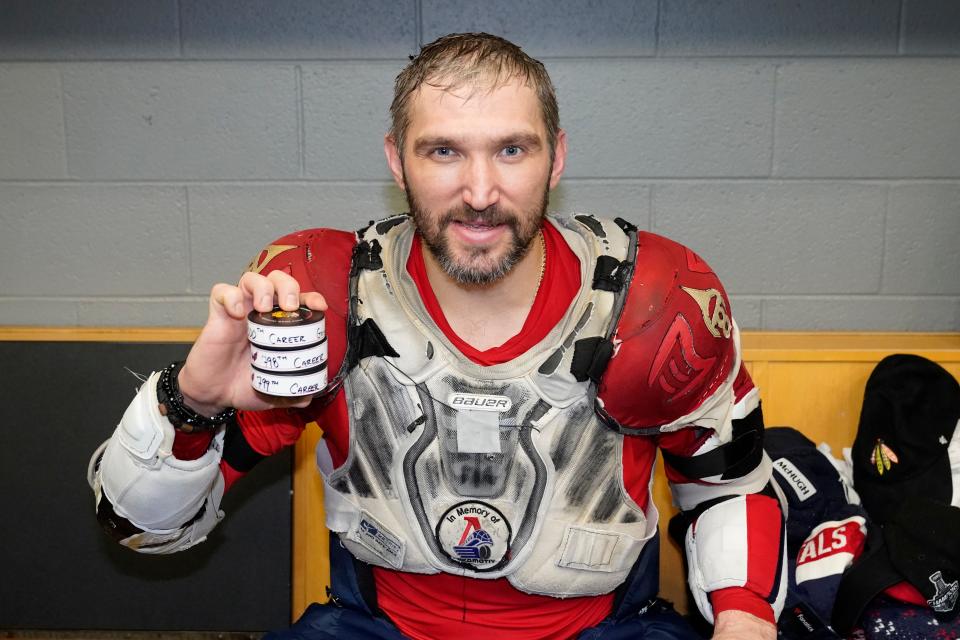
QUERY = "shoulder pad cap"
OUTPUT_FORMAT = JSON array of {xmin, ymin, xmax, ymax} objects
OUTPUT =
[
  {"xmin": 244, "ymin": 228, "xmax": 356, "ymax": 387},
  {"xmin": 598, "ymin": 232, "xmax": 737, "ymax": 429}
]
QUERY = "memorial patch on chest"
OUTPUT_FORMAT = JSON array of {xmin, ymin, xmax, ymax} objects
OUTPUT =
[{"xmin": 435, "ymin": 501, "xmax": 512, "ymax": 571}]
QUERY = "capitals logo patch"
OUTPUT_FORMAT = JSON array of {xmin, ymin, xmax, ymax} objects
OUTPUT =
[
  {"xmin": 435, "ymin": 501, "xmax": 512, "ymax": 572},
  {"xmin": 796, "ymin": 516, "xmax": 866, "ymax": 585},
  {"xmin": 681, "ymin": 286, "xmax": 732, "ymax": 339}
]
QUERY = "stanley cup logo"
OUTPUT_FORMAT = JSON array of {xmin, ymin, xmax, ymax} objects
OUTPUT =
[{"xmin": 927, "ymin": 571, "xmax": 959, "ymax": 613}]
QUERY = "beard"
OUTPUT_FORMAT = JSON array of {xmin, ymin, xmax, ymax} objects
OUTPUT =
[{"xmin": 406, "ymin": 186, "xmax": 550, "ymax": 286}]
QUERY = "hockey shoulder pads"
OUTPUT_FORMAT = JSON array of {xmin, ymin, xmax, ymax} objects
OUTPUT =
[
  {"xmin": 684, "ymin": 493, "xmax": 788, "ymax": 624},
  {"xmin": 88, "ymin": 371, "xmax": 225, "ymax": 553},
  {"xmin": 245, "ymin": 228, "xmax": 356, "ymax": 380},
  {"xmin": 598, "ymin": 233, "xmax": 739, "ymax": 434}
]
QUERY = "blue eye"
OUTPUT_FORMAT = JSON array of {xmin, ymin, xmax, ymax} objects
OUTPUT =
[
  {"xmin": 434, "ymin": 147, "xmax": 453, "ymax": 157},
  {"xmin": 503, "ymin": 145, "xmax": 521, "ymax": 157}
]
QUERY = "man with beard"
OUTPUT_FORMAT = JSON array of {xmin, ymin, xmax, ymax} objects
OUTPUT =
[{"xmin": 89, "ymin": 33, "xmax": 783, "ymax": 640}]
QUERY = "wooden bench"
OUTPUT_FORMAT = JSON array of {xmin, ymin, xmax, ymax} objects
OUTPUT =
[
  {"xmin": 6, "ymin": 328, "xmax": 954, "ymax": 619},
  {"xmin": 291, "ymin": 332, "xmax": 960, "ymax": 618}
]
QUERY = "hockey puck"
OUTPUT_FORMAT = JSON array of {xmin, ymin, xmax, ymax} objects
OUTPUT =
[
  {"xmin": 250, "ymin": 339, "xmax": 328, "ymax": 373},
  {"xmin": 251, "ymin": 362, "xmax": 328, "ymax": 397},
  {"xmin": 247, "ymin": 306, "xmax": 325, "ymax": 348}
]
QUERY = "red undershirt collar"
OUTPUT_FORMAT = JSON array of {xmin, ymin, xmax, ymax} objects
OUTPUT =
[{"xmin": 405, "ymin": 220, "xmax": 581, "ymax": 366}]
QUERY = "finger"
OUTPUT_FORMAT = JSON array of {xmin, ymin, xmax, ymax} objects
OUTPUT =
[
  {"xmin": 253, "ymin": 389, "xmax": 316, "ymax": 409},
  {"xmin": 266, "ymin": 270, "xmax": 302, "ymax": 311},
  {"xmin": 210, "ymin": 283, "xmax": 246, "ymax": 319},
  {"xmin": 287, "ymin": 395, "xmax": 316, "ymax": 409},
  {"xmin": 238, "ymin": 271, "xmax": 277, "ymax": 312},
  {"xmin": 300, "ymin": 291, "xmax": 328, "ymax": 312}
]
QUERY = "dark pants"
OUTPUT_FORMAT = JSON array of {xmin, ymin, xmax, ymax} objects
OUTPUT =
[{"xmin": 265, "ymin": 534, "xmax": 704, "ymax": 640}]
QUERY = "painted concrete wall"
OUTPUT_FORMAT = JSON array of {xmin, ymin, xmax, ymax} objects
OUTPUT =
[{"xmin": 1, "ymin": 0, "xmax": 957, "ymax": 329}]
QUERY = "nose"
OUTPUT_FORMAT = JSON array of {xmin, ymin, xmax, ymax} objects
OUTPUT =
[{"xmin": 461, "ymin": 157, "xmax": 500, "ymax": 211}]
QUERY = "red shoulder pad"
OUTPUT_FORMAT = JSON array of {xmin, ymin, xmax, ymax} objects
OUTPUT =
[
  {"xmin": 599, "ymin": 232, "xmax": 737, "ymax": 429},
  {"xmin": 245, "ymin": 228, "xmax": 356, "ymax": 378}
]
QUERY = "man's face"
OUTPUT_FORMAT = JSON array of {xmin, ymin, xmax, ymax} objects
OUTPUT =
[{"xmin": 386, "ymin": 79, "xmax": 566, "ymax": 285}]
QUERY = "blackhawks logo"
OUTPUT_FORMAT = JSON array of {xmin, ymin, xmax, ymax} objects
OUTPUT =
[{"xmin": 870, "ymin": 439, "xmax": 899, "ymax": 475}]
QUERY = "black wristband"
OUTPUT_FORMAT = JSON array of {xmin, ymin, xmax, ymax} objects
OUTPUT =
[{"xmin": 156, "ymin": 361, "xmax": 237, "ymax": 433}]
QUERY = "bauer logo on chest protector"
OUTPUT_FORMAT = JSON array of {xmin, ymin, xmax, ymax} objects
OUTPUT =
[
  {"xmin": 436, "ymin": 501, "xmax": 512, "ymax": 571},
  {"xmin": 448, "ymin": 393, "xmax": 512, "ymax": 412}
]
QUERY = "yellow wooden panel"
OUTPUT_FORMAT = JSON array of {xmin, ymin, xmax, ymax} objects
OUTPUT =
[
  {"xmin": 292, "ymin": 422, "xmax": 329, "ymax": 622},
  {"xmin": 748, "ymin": 360, "xmax": 769, "ymax": 400},
  {"xmin": 0, "ymin": 326, "xmax": 200, "ymax": 342},
  {"xmin": 741, "ymin": 331, "xmax": 960, "ymax": 359},
  {"xmin": 2, "ymin": 327, "xmax": 955, "ymax": 353},
  {"xmin": 760, "ymin": 362, "xmax": 960, "ymax": 451},
  {"xmin": 759, "ymin": 362, "xmax": 876, "ymax": 451},
  {"xmin": 943, "ymin": 362, "xmax": 960, "ymax": 381},
  {"xmin": 5, "ymin": 325, "xmax": 956, "ymax": 619}
]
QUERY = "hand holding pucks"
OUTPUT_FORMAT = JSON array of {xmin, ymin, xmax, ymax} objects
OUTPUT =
[{"xmin": 247, "ymin": 306, "xmax": 327, "ymax": 397}]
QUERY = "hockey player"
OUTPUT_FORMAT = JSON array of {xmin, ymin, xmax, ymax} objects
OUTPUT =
[{"xmin": 89, "ymin": 33, "xmax": 784, "ymax": 640}]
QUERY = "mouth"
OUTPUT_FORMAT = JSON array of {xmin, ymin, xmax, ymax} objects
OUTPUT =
[
  {"xmin": 448, "ymin": 219, "xmax": 507, "ymax": 244},
  {"xmin": 457, "ymin": 219, "xmax": 499, "ymax": 230}
]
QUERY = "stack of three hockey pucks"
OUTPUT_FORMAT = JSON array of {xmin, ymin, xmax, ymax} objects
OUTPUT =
[{"xmin": 247, "ymin": 306, "xmax": 327, "ymax": 397}]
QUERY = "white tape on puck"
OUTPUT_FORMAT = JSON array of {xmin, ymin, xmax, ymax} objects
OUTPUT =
[
  {"xmin": 251, "ymin": 363, "xmax": 328, "ymax": 397},
  {"xmin": 247, "ymin": 307, "xmax": 325, "ymax": 348},
  {"xmin": 250, "ymin": 339, "xmax": 328, "ymax": 373}
]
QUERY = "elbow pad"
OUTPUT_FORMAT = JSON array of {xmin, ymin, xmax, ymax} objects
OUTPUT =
[
  {"xmin": 684, "ymin": 494, "xmax": 788, "ymax": 624},
  {"xmin": 90, "ymin": 371, "xmax": 225, "ymax": 551}
]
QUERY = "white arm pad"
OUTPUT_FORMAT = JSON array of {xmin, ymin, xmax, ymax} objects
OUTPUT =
[
  {"xmin": 89, "ymin": 371, "xmax": 226, "ymax": 552},
  {"xmin": 684, "ymin": 495, "xmax": 787, "ymax": 624}
]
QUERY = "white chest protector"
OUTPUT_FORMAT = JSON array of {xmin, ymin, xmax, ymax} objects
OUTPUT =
[{"xmin": 317, "ymin": 214, "xmax": 659, "ymax": 597}]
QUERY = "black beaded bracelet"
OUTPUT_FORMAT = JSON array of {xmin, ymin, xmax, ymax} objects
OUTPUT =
[{"xmin": 156, "ymin": 361, "xmax": 237, "ymax": 433}]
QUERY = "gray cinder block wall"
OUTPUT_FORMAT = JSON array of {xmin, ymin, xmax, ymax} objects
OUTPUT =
[{"xmin": 0, "ymin": 0, "xmax": 958, "ymax": 330}]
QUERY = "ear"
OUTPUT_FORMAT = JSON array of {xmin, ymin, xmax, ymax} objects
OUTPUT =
[
  {"xmin": 384, "ymin": 134, "xmax": 406, "ymax": 191},
  {"xmin": 548, "ymin": 129, "xmax": 567, "ymax": 190}
]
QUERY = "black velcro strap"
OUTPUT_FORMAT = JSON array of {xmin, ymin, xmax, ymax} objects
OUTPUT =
[
  {"xmin": 614, "ymin": 217, "xmax": 637, "ymax": 234},
  {"xmin": 349, "ymin": 318, "xmax": 400, "ymax": 360},
  {"xmin": 222, "ymin": 420, "xmax": 267, "ymax": 473},
  {"xmin": 375, "ymin": 215, "xmax": 407, "ymax": 235},
  {"xmin": 351, "ymin": 239, "xmax": 382, "ymax": 274},
  {"xmin": 571, "ymin": 337, "xmax": 614, "ymax": 383},
  {"xmin": 96, "ymin": 492, "xmax": 145, "ymax": 543},
  {"xmin": 724, "ymin": 405, "xmax": 767, "ymax": 479},
  {"xmin": 355, "ymin": 220, "xmax": 375, "ymax": 236},
  {"xmin": 592, "ymin": 255, "xmax": 629, "ymax": 292},
  {"xmin": 574, "ymin": 214, "xmax": 606, "ymax": 238},
  {"xmin": 660, "ymin": 405, "xmax": 765, "ymax": 480},
  {"xmin": 352, "ymin": 546, "xmax": 386, "ymax": 619},
  {"xmin": 667, "ymin": 494, "xmax": 731, "ymax": 547}
]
